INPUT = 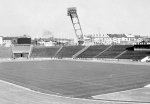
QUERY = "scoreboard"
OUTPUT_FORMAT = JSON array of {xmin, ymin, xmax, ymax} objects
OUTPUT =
[{"xmin": 17, "ymin": 38, "xmax": 31, "ymax": 44}]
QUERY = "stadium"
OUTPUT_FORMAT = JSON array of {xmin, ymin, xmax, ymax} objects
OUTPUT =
[{"xmin": 0, "ymin": 7, "xmax": 150, "ymax": 104}]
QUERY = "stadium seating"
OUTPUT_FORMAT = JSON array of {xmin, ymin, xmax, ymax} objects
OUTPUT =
[
  {"xmin": 0, "ymin": 46, "xmax": 12, "ymax": 58},
  {"xmin": 77, "ymin": 45, "xmax": 109, "ymax": 58},
  {"xmin": 55, "ymin": 46, "xmax": 85, "ymax": 58},
  {"xmin": 5, "ymin": 44, "xmax": 150, "ymax": 61},
  {"xmin": 30, "ymin": 46, "xmax": 60, "ymax": 58},
  {"xmin": 96, "ymin": 45, "xmax": 132, "ymax": 58},
  {"xmin": 117, "ymin": 50, "xmax": 150, "ymax": 60}
]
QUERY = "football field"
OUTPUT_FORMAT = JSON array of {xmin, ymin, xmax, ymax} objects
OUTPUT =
[{"xmin": 0, "ymin": 59, "xmax": 150, "ymax": 99}]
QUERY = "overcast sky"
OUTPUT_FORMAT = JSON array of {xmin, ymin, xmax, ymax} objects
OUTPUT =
[{"xmin": 0, "ymin": 0, "xmax": 150, "ymax": 38}]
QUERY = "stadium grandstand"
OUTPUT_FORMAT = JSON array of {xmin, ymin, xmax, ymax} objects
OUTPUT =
[
  {"xmin": 1, "ymin": 36, "xmax": 150, "ymax": 62},
  {"xmin": 30, "ymin": 46, "xmax": 61, "ymax": 58},
  {"xmin": 54, "ymin": 45, "xmax": 85, "ymax": 58},
  {"xmin": 96, "ymin": 45, "xmax": 132, "ymax": 59},
  {"xmin": 28, "ymin": 44, "xmax": 150, "ymax": 62},
  {"xmin": 117, "ymin": 50, "xmax": 150, "ymax": 60},
  {"xmin": 77, "ymin": 45, "xmax": 109, "ymax": 58}
]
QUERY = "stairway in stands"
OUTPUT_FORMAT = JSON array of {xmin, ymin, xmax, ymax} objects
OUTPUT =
[
  {"xmin": 28, "ymin": 45, "xmax": 33, "ymax": 58},
  {"xmin": 117, "ymin": 50, "xmax": 150, "ymax": 60},
  {"xmin": 95, "ymin": 45, "xmax": 132, "ymax": 59},
  {"xmin": 54, "ymin": 46, "xmax": 85, "ymax": 58},
  {"xmin": 77, "ymin": 45, "xmax": 109, "ymax": 58},
  {"xmin": 72, "ymin": 46, "xmax": 90, "ymax": 58},
  {"xmin": 114, "ymin": 50, "xmax": 127, "ymax": 59},
  {"xmin": 93, "ymin": 45, "xmax": 112, "ymax": 58},
  {"xmin": 53, "ymin": 46, "xmax": 63, "ymax": 58}
]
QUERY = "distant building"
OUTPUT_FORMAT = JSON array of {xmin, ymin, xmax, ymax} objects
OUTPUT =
[
  {"xmin": 0, "ymin": 36, "xmax": 2, "ymax": 46},
  {"xmin": 54, "ymin": 38, "xmax": 74, "ymax": 46},
  {"xmin": 85, "ymin": 33, "xmax": 144, "ymax": 45},
  {"xmin": 36, "ymin": 37, "xmax": 74, "ymax": 46},
  {"xmin": 38, "ymin": 38, "xmax": 54, "ymax": 46},
  {"xmin": 2, "ymin": 35, "xmax": 31, "ymax": 47},
  {"xmin": 134, "ymin": 35, "xmax": 144, "ymax": 44},
  {"xmin": 85, "ymin": 34, "xmax": 111, "ymax": 45},
  {"xmin": 107, "ymin": 34, "xmax": 128, "ymax": 45},
  {"xmin": 2, "ymin": 37, "xmax": 16, "ymax": 47}
]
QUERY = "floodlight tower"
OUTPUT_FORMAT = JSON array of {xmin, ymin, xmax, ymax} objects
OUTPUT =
[{"xmin": 67, "ymin": 7, "xmax": 84, "ymax": 45}]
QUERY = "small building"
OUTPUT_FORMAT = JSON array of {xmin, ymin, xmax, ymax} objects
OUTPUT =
[
  {"xmin": 12, "ymin": 36, "xmax": 32, "ymax": 59},
  {"xmin": 12, "ymin": 44, "xmax": 32, "ymax": 59}
]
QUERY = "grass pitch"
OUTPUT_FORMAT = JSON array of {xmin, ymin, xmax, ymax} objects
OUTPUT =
[{"xmin": 0, "ymin": 59, "xmax": 150, "ymax": 98}]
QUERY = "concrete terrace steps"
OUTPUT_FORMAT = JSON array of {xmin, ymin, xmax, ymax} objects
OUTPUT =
[
  {"xmin": 72, "ymin": 45, "xmax": 90, "ymax": 58},
  {"xmin": 117, "ymin": 50, "xmax": 150, "ymax": 60},
  {"xmin": 95, "ymin": 45, "xmax": 132, "ymax": 59},
  {"xmin": 76, "ymin": 45, "xmax": 110, "ymax": 58},
  {"xmin": 54, "ymin": 46, "xmax": 85, "ymax": 58},
  {"xmin": 28, "ymin": 45, "xmax": 33, "ymax": 58},
  {"xmin": 93, "ymin": 45, "xmax": 112, "ymax": 58},
  {"xmin": 53, "ymin": 46, "xmax": 63, "ymax": 58},
  {"xmin": 114, "ymin": 50, "xmax": 127, "ymax": 59},
  {"xmin": 30, "ymin": 46, "xmax": 61, "ymax": 58}
]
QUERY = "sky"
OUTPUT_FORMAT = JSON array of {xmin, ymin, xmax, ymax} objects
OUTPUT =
[{"xmin": 0, "ymin": 0, "xmax": 150, "ymax": 39}]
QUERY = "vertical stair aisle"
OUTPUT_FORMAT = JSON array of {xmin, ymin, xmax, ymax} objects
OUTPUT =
[{"xmin": 72, "ymin": 45, "xmax": 90, "ymax": 58}]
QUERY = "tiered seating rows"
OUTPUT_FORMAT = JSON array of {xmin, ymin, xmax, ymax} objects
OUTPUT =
[
  {"xmin": 117, "ymin": 51, "xmax": 150, "ymax": 60},
  {"xmin": 55, "ymin": 46, "xmax": 85, "ymax": 58},
  {"xmin": 30, "ymin": 46, "xmax": 60, "ymax": 58},
  {"xmin": 97, "ymin": 45, "xmax": 132, "ymax": 58},
  {"xmin": 24, "ymin": 45, "xmax": 150, "ymax": 60},
  {"xmin": 77, "ymin": 45, "xmax": 109, "ymax": 58}
]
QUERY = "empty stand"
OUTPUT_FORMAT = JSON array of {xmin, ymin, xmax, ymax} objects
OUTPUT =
[
  {"xmin": 1, "ymin": 44, "xmax": 150, "ymax": 61},
  {"xmin": 114, "ymin": 50, "xmax": 127, "ymax": 59},
  {"xmin": 0, "ymin": 46, "xmax": 12, "ymax": 58},
  {"xmin": 96, "ymin": 45, "xmax": 132, "ymax": 58},
  {"xmin": 55, "ymin": 46, "xmax": 85, "ymax": 58},
  {"xmin": 93, "ymin": 45, "xmax": 112, "ymax": 58},
  {"xmin": 30, "ymin": 46, "xmax": 60, "ymax": 58},
  {"xmin": 117, "ymin": 50, "xmax": 150, "ymax": 60},
  {"xmin": 77, "ymin": 45, "xmax": 109, "ymax": 58},
  {"xmin": 53, "ymin": 46, "xmax": 63, "ymax": 58},
  {"xmin": 72, "ymin": 46, "xmax": 89, "ymax": 58}
]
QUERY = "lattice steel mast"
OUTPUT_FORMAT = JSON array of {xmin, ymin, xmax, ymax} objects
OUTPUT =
[{"xmin": 67, "ymin": 7, "xmax": 84, "ymax": 45}]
